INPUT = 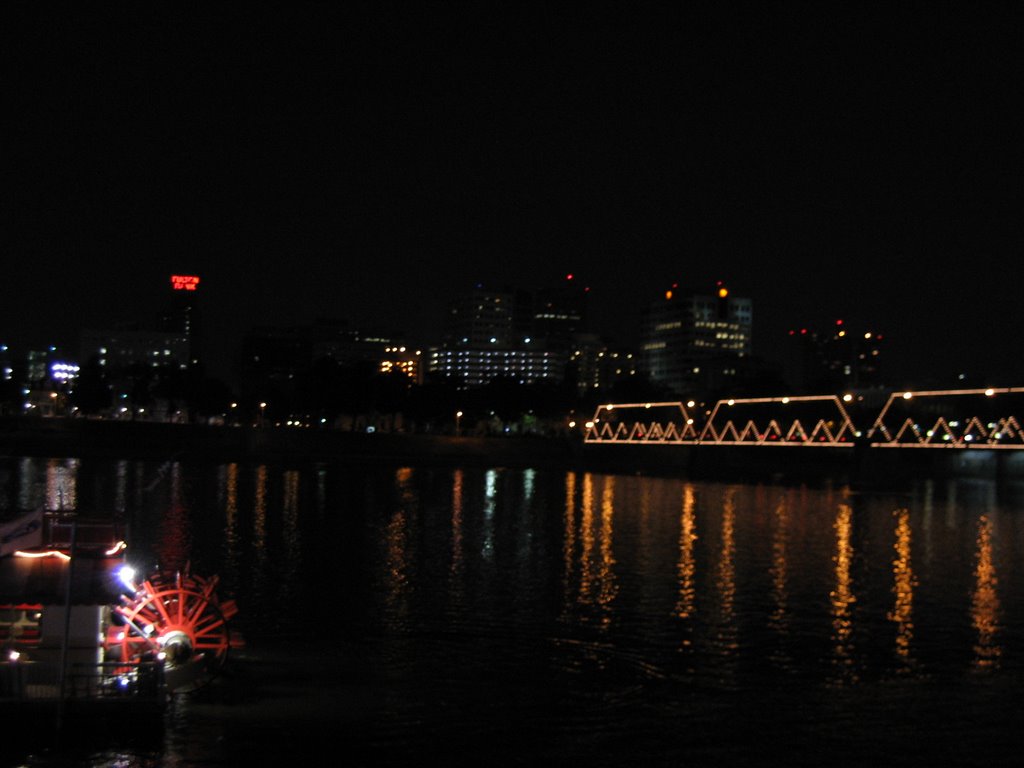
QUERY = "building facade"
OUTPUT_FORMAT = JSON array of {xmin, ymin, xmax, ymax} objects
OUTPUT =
[
  {"xmin": 782, "ymin": 320, "xmax": 884, "ymax": 393},
  {"xmin": 640, "ymin": 282, "xmax": 753, "ymax": 396},
  {"xmin": 429, "ymin": 277, "xmax": 595, "ymax": 389}
]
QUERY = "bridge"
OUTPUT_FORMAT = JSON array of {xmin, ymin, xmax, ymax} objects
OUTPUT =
[{"xmin": 584, "ymin": 387, "xmax": 1024, "ymax": 451}]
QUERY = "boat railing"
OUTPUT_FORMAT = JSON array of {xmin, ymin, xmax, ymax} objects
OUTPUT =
[
  {"xmin": 2, "ymin": 658, "xmax": 167, "ymax": 704},
  {"xmin": 69, "ymin": 660, "xmax": 168, "ymax": 702}
]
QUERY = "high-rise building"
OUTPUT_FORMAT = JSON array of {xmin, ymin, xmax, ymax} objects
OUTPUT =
[
  {"xmin": 239, "ymin": 319, "xmax": 422, "ymax": 406},
  {"xmin": 566, "ymin": 334, "xmax": 639, "ymax": 394},
  {"xmin": 164, "ymin": 274, "xmax": 203, "ymax": 368},
  {"xmin": 639, "ymin": 281, "xmax": 753, "ymax": 396},
  {"xmin": 532, "ymin": 274, "xmax": 589, "ymax": 354},
  {"xmin": 782, "ymin": 320, "xmax": 884, "ymax": 392},
  {"xmin": 79, "ymin": 327, "xmax": 190, "ymax": 374},
  {"xmin": 444, "ymin": 284, "xmax": 533, "ymax": 347},
  {"xmin": 430, "ymin": 278, "xmax": 592, "ymax": 389},
  {"xmin": 78, "ymin": 273, "xmax": 204, "ymax": 375}
]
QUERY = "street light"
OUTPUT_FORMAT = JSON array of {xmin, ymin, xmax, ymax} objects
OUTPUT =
[
  {"xmin": 456, "ymin": 410, "xmax": 463, "ymax": 436},
  {"xmin": 260, "ymin": 402, "xmax": 267, "ymax": 427}
]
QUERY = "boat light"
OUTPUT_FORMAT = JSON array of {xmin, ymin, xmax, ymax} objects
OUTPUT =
[
  {"xmin": 118, "ymin": 565, "xmax": 137, "ymax": 591},
  {"xmin": 14, "ymin": 550, "xmax": 71, "ymax": 562},
  {"xmin": 106, "ymin": 541, "xmax": 127, "ymax": 556}
]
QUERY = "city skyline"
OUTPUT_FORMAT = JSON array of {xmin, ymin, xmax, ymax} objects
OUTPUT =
[
  {"xmin": 5, "ymin": 6, "xmax": 1024, "ymax": 387},
  {"xmin": 0, "ymin": 271, "xmax": 994, "ymax": 393}
]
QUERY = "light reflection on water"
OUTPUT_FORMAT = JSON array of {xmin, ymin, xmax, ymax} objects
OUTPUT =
[
  {"xmin": 971, "ymin": 514, "xmax": 1001, "ymax": 670},
  {"xmin": 2, "ymin": 457, "xmax": 1023, "ymax": 766}
]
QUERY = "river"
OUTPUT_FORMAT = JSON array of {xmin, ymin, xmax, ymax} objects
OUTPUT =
[{"xmin": 2, "ymin": 456, "xmax": 1023, "ymax": 766}]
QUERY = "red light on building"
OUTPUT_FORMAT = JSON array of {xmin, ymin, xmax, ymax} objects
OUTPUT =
[{"xmin": 171, "ymin": 275, "xmax": 200, "ymax": 291}]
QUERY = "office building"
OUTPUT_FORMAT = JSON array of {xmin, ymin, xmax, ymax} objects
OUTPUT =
[{"xmin": 640, "ymin": 282, "xmax": 753, "ymax": 396}]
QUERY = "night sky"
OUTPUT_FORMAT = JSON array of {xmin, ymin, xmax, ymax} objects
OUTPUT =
[{"xmin": 4, "ymin": 5, "xmax": 1023, "ymax": 387}]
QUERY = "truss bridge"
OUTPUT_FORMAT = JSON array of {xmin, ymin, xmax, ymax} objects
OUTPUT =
[{"xmin": 584, "ymin": 387, "xmax": 1024, "ymax": 451}]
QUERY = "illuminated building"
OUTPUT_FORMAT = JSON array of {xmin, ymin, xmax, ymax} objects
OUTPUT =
[
  {"xmin": 428, "ymin": 345, "xmax": 557, "ymax": 388},
  {"xmin": 379, "ymin": 347, "xmax": 422, "ymax": 383},
  {"xmin": 239, "ymin": 319, "xmax": 421, "ymax": 405},
  {"xmin": 783, "ymin": 320, "xmax": 884, "ymax": 392},
  {"xmin": 640, "ymin": 282, "xmax": 753, "ymax": 396},
  {"xmin": 80, "ymin": 328, "xmax": 190, "ymax": 373},
  {"xmin": 25, "ymin": 349, "xmax": 53, "ymax": 384},
  {"xmin": 163, "ymin": 274, "xmax": 203, "ymax": 368},
  {"xmin": 309, "ymin": 320, "xmax": 420, "ymax": 382},
  {"xmin": 0, "ymin": 346, "xmax": 77, "ymax": 417},
  {"xmin": 568, "ymin": 334, "xmax": 639, "ymax": 393},
  {"xmin": 25, "ymin": 349, "xmax": 77, "ymax": 385},
  {"xmin": 444, "ymin": 284, "xmax": 533, "ymax": 347},
  {"xmin": 78, "ymin": 274, "xmax": 203, "ymax": 375},
  {"xmin": 532, "ymin": 274, "xmax": 590, "ymax": 355},
  {"xmin": 429, "ymin": 278, "xmax": 593, "ymax": 389}
]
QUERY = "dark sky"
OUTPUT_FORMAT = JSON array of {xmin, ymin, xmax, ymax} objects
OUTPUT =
[{"xmin": 4, "ymin": 4, "xmax": 1023, "ymax": 387}]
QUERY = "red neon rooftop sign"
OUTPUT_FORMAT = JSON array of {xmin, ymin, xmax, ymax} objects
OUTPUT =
[{"xmin": 171, "ymin": 275, "xmax": 200, "ymax": 291}]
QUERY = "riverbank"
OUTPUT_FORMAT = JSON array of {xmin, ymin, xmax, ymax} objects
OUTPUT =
[
  {"xmin": 3, "ymin": 417, "xmax": 1023, "ymax": 487},
  {"xmin": 0, "ymin": 416, "xmax": 583, "ymax": 469}
]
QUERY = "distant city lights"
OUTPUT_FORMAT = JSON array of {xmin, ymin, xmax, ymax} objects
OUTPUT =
[{"xmin": 50, "ymin": 361, "xmax": 79, "ymax": 381}]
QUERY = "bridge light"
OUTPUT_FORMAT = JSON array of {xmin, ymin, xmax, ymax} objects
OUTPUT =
[
  {"xmin": 606, "ymin": 404, "xmax": 614, "ymax": 411},
  {"xmin": 781, "ymin": 397, "xmax": 789, "ymax": 404},
  {"xmin": 902, "ymin": 392, "xmax": 913, "ymax": 400},
  {"xmin": 645, "ymin": 403, "xmax": 651, "ymax": 409},
  {"xmin": 585, "ymin": 421, "xmax": 595, "ymax": 429},
  {"xmin": 727, "ymin": 399, "xmax": 735, "ymax": 406},
  {"xmin": 985, "ymin": 388, "xmax": 995, "ymax": 397},
  {"xmin": 842, "ymin": 394, "xmax": 853, "ymax": 402},
  {"xmin": 687, "ymin": 400, "xmax": 696, "ymax": 408}
]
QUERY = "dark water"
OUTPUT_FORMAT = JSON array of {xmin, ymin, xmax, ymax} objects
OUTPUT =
[{"xmin": 2, "ymin": 456, "xmax": 1023, "ymax": 766}]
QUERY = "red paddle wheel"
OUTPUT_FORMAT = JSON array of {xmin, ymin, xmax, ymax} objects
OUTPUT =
[{"xmin": 105, "ymin": 566, "xmax": 240, "ymax": 693}]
